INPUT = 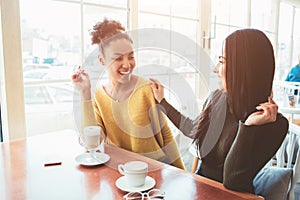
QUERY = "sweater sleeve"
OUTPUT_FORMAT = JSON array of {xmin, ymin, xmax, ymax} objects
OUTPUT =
[
  {"xmin": 159, "ymin": 98, "xmax": 198, "ymax": 138},
  {"xmin": 223, "ymin": 115, "xmax": 288, "ymax": 193},
  {"xmin": 82, "ymin": 100, "xmax": 97, "ymax": 127},
  {"xmin": 159, "ymin": 121, "xmax": 185, "ymax": 170}
]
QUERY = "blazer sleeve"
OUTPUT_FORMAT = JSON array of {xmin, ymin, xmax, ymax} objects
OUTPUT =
[
  {"xmin": 159, "ymin": 99, "xmax": 199, "ymax": 138},
  {"xmin": 223, "ymin": 114, "xmax": 288, "ymax": 193}
]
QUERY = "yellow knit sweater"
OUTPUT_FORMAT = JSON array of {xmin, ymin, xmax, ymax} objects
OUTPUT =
[{"xmin": 82, "ymin": 77, "xmax": 185, "ymax": 169}]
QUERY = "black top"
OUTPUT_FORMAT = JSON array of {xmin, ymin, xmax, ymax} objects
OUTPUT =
[{"xmin": 159, "ymin": 91, "xmax": 288, "ymax": 193}]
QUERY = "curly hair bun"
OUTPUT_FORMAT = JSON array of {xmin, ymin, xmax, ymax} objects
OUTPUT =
[{"xmin": 90, "ymin": 18, "xmax": 125, "ymax": 45}]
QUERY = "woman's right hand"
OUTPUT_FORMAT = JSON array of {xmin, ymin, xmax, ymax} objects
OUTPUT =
[
  {"xmin": 71, "ymin": 66, "xmax": 92, "ymax": 100},
  {"xmin": 150, "ymin": 78, "xmax": 165, "ymax": 103}
]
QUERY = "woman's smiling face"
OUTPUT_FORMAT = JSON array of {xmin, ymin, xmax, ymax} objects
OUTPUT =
[{"xmin": 101, "ymin": 38, "xmax": 136, "ymax": 84}]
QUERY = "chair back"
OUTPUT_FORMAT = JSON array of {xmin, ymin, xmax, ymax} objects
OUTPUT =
[
  {"xmin": 273, "ymin": 81, "xmax": 300, "ymax": 107},
  {"xmin": 275, "ymin": 122, "xmax": 300, "ymax": 200}
]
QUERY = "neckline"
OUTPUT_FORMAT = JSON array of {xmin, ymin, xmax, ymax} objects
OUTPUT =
[{"xmin": 102, "ymin": 77, "xmax": 141, "ymax": 103}]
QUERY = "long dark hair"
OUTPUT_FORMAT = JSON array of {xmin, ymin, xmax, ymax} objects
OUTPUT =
[{"xmin": 194, "ymin": 29, "xmax": 275, "ymax": 152}]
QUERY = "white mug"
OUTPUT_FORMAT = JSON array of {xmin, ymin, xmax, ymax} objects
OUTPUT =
[
  {"xmin": 79, "ymin": 126, "xmax": 105, "ymax": 152},
  {"xmin": 118, "ymin": 161, "xmax": 148, "ymax": 187}
]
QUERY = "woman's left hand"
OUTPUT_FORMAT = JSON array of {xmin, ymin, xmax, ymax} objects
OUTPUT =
[{"xmin": 245, "ymin": 97, "xmax": 278, "ymax": 126}]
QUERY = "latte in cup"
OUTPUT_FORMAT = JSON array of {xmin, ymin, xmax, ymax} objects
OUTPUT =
[
  {"xmin": 82, "ymin": 126, "xmax": 101, "ymax": 151},
  {"xmin": 118, "ymin": 161, "xmax": 148, "ymax": 187}
]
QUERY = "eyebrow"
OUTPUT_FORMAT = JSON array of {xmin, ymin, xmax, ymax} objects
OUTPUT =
[{"xmin": 112, "ymin": 51, "xmax": 134, "ymax": 57}]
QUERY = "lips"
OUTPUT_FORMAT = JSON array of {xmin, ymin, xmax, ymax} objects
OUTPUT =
[{"xmin": 120, "ymin": 70, "xmax": 131, "ymax": 75}]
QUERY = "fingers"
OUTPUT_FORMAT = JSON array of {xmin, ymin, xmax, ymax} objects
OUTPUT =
[
  {"xmin": 72, "ymin": 66, "xmax": 89, "ymax": 82},
  {"xmin": 71, "ymin": 73, "xmax": 78, "ymax": 81},
  {"xmin": 268, "ymin": 96, "xmax": 276, "ymax": 104},
  {"xmin": 150, "ymin": 78, "xmax": 163, "ymax": 89},
  {"xmin": 150, "ymin": 82, "xmax": 157, "ymax": 91},
  {"xmin": 256, "ymin": 102, "xmax": 277, "ymax": 122},
  {"xmin": 150, "ymin": 78, "xmax": 158, "ymax": 90},
  {"xmin": 149, "ymin": 78, "xmax": 158, "ymax": 83},
  {"xmin": 149, "ymin": 78, "xmax": 162, "ymax": 85}
]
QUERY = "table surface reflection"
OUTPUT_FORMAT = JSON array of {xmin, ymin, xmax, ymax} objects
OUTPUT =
[{"xmin": 0, "ymin": 130, "xmax": 263, "ymax": 200}]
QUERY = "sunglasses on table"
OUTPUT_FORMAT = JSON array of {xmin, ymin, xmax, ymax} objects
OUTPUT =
[{"xmin": 123, "ymin": 188, "xmax": 165, "ymax": 200}]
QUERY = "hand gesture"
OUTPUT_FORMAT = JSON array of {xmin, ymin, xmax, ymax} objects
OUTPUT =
[
  {"xmin": 245, "ymin": 97, "xmax": 278, "ymax": 126},
  {"xmin": 150, "ymin": 78, "xmax": 165, "ymax": 103},
  {"xmin": 71, "ymin": 66, "xmax": 91, "ymax": 100}
]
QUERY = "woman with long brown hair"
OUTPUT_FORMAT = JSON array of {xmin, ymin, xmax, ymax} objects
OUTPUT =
[{"xmin": 151, "ymin": 28, "xmax": 288, "ymax": 193}]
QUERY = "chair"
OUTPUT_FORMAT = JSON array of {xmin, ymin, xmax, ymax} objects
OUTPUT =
[
  {"xmin": 273, "ymin": 81, "xmax": 300, "ymax": 107},
  {"xmin": 253, "ymin": 122, "xmax": 300, "ymax": 200},
  {"xmin": 273, "ymin": 81, "xmax": 300, "ymax": 126},
  {"xmin": 275, "ymin": 122, "xmax": 300, "ymax": 200}
]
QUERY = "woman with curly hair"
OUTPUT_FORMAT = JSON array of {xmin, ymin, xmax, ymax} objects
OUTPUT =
[{"xmin": 72, "ymin": 18, "xmax": 185, "ymax": 169}]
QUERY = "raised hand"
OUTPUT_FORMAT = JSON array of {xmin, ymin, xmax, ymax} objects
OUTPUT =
[
  {"xmin": 71, "ymin": 66, "xmax": 92, "ymax": 100},
  {"xmin": 245, "ymin": 97, "xmax": 278, "ymax": 126},
  {"xmin": 150, "ymin": 78, "xmax": 165, "ymax": 103}
]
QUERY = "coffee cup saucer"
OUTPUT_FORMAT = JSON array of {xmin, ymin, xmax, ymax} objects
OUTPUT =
[
  {"xmin": 75, "ymin": 152, "xmax": 110, "ymax": 166},
  {"xmin": 115, "ymin": 176, "xmax": 156, "ymax": 192}
]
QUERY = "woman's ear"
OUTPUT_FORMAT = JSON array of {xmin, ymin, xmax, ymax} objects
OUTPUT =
[{"xmin": 98, "ymin": 55, "xmax": 105, "ymax": 66}]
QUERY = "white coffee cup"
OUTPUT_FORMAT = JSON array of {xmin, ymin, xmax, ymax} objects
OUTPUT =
[
  {"xmin": 80, "ymin": 126, "xmax": 104, "ymax": 152},
  {"xmin": 118, "ymin": 161, "xmax": 148, "ymax": 187}
]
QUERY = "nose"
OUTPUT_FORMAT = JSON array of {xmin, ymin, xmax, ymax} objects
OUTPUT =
[
  {"xmin": 122, "ymin": 59, "xmax": 131, "ymax": 69},
  {"xmin": 213, "ymin": 62, "xmax": 220, "ymax": 74}
]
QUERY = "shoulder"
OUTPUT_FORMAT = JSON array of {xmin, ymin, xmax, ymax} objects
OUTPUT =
[
  {"xmin": 93, "ymin": 86, "xmax": 111, "ymax": 105},
  {"xmin": 258, "ymin": 113, "xmax": 288, "ymax": 141},
  {"xmin": 203, "ymin": 89, "xmax": 226, "ymax": 107},
  {"xmin": 136, "ymin": 76, "xmax": 151, "ymax": 86},
  {"xmin": 294, "ymin": 65, "xmax": 300, "ymax": 71},
  {"xmin": 291, "ymin": 65, "xmax": 300, "ymax": 71},
  {"xmin": 94, "ymin": 86, "xmax": 106, "ymax": 98},
  {"xmin": 135, "ymin": 77, "xmax": 152, "ymax": 93},
  {"xmin": 238, "ymin": 113, "xmax": 288, "ymax": 139},
  {"xmin": 257, "ymin": 113, "xmax": 288, "ymax": 134},
  {"xmin": 129, "ymin": 77, "xmax": 155, "ymax": 103}
]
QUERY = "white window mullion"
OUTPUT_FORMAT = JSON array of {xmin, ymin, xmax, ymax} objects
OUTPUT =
[
  {"xmin": 0, "ymin": 0, "xmax": 26, "ymax": 140},
  {"xmin": 129, "ymin": 0, "xmax": 138, "ymax": 30},
  {"xmin": 80, "ymin": 0, "xmax": 85, "ymax": 66},
  {"xmin": 289, "ymin": 5, "xmax": 296, "ymax": 67},
  {"xmin": 274, "ymin": 0, "xmax": 281, "ymax": 57}
]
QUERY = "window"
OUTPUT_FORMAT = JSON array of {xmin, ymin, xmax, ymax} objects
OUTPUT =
[
  {"xmin": 137, "ymin": 2, "xmax": 202, "ymax": 111},
  {"xmin": 210, "ymin": 0, "xmax": 300, "ymax": 82},
  {"xmin": 276, "ymin": 2, "xmax": 300, "ymax": 81},
  {"xmin": 277, "ymin": 2, "xmax": 293, "ymax": 79},
  {"xmin": 12, "ymin": 0, "xmax": 300, "ymax": 139},
  {"xmin": 292, "ymin": 8, "xmax": 300, "ymax": 67},
  {"xmin": 24, "ymin": 86, "xmax": 51, "ymax": 105},
  {"xmin": 18, "ymin": 0, "xmax": 202, "ymax": 137},
  {"xmin": 0, "ymin": 104, "xmax": 2, "ymax": 142}
]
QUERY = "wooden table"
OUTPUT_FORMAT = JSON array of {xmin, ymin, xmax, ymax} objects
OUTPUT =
[{"xmin": 0, "ymin": 130, "xmax": 264, "ymax": 200}]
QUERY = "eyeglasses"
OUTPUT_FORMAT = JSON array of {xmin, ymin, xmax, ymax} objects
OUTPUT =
[
  {"xmin": 218, "ymin": 56, "xmax": 226, "ymax": 64},
  {"xmin": 123, "ymin": 188, "xmax": 165, "ymax": 200}
]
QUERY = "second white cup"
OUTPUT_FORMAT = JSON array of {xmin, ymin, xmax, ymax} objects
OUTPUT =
[{"xmin": 118, "ymin": 161, "xmax": 148, "ymax": 187}]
